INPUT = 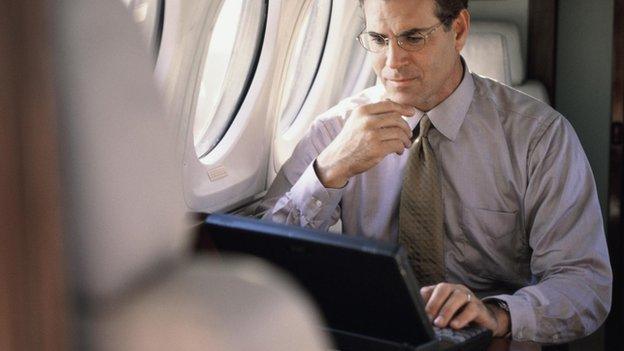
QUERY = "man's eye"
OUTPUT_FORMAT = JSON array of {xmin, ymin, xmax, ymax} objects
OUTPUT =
[
  {"xmin": 369, "ymin": 35, "xmax": 386, "ymax": 44},
  {"xmin": 404, "ymin": 36, "xmax": 424, "ymax": 45}
]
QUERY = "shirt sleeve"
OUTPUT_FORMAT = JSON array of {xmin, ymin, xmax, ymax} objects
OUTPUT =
[
  {"xmin": 259, "ymin": 117, "xmax": 345, "ymax": 230},
  {"xmin": 484, "ymin": 115, "xmax": 612, "ymax": 343}
]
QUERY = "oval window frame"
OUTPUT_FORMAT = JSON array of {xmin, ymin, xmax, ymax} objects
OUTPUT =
[
  {"xmin": 191, "ymin": 0, "xmax": 268, "ymax": 159},
  {"xmin": 275, "ymin": 0, "xmax": 332, "ymax": 133}
]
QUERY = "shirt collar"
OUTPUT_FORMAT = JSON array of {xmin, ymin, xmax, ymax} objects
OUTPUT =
[{"xmin": 406, "ymin": 58, "xmax": 475, "ymax": 142}]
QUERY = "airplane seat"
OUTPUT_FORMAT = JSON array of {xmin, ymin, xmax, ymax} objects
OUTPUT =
[
  {"xmin": 52, "ymin": 0, "xmax": 329, "ymax": 349},
  {"xmin": 462, "ymin": 21, "xmax": 550, "ymax": 104}
]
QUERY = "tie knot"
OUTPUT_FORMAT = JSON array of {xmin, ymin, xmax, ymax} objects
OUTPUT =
[{"xmin": 419, "ymin": 115, "xmax": 432, "ymax": 139}]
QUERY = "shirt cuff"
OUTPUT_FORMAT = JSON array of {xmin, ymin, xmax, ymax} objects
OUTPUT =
[
  {"xmin": 287, "ymin": 161, "xmax": 345, "ymax": 225},
  {"xmin": 482, "ymin": 294, "xmax": 537, "ymax": 342}
]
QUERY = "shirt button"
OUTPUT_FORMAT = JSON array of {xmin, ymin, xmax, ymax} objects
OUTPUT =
[{"xmin": 314, "ymin": 199, "xmax": 322, "ymax": 207}]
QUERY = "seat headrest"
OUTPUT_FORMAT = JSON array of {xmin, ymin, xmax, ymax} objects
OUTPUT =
[
  {"xmin": 91, "ymin": 257, "xmax": 332, "ymax": 350},
  {"xmin": 462, "ymin": 21, "xmax": 525, "ymax": 86},
  {"xmin": 54, "ymin": 0, "xmax": 189, "ymax": 302}
]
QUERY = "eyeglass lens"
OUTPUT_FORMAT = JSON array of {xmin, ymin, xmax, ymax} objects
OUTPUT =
[{"xmin": 360, "ymin": 32, "xmax": 427, "ymax": 52}]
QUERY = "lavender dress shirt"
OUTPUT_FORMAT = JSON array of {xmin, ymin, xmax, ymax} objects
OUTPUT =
[{"xmin": 259, "ymin": 67, "xmax": 612, "ymax": 343}]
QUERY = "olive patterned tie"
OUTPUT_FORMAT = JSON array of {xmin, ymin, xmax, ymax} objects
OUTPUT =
[{"xmin": 399, "ymin": 114, "xmax": 445, "ymax": 286}]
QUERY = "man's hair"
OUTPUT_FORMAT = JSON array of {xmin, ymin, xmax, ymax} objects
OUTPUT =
[{"xmin": 358, "ymin": 0, "xmax": 468, "ymax": 29}]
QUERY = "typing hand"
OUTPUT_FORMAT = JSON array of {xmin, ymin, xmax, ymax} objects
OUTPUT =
[
  {"xmin": 420, "ymin": 283, "xmax": 510, "ymax": 337},
  {"xmin": 314, "ymin": 100, "xmax": 415, "ymax": 188}
]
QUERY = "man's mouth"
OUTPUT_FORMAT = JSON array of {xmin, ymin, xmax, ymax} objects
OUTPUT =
[{"xmin": 386, "ymin": 77, "xmax": 416, "ymax": 87}]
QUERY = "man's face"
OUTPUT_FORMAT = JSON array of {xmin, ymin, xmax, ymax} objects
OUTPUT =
[{"xmin": 362, "ymin": 0, "xmax": 466, "ymax": 110}]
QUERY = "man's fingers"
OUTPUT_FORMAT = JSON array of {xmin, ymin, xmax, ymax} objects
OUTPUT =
[
  {"xmin": 361, "ymin": 100, "xmax": 416, "ymax": 117},
  {"xmin": 378, "ymin": 127, "xmax": 412, "ymax": 147},
  {"xmin": 420, "ymin": 284, "xmax": 495, "ymax": 332},
  {"xmin": 420, "ymin": 285, "xmax": 436, "ymax": 304},
  {"xmin": 449, "ymin": 302, "xmax": 480, "ymax": 329},
  {"xmin": 424, "ymin": 283, "xmax": 454, "ymax": 321},
  {"xmin": 382, "ymin": 139, "xmax": 406, "ymax": 156},
  {"xmin": 376, "ymin": 114, "xmax": 413, "ymax": 137},
  {"xmin": 434, "ymin": 289, "xmax": 471, "ymax": 328}
]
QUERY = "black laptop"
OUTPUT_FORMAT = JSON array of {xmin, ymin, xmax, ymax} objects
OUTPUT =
[{"xmin": 199, "ymin": 213, "xmax": 492, "ymax": 351}]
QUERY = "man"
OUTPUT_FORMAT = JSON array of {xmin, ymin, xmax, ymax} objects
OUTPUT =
[{"xmin": 260, "ymin": 0, "xmax": 612, "ymax": 343}]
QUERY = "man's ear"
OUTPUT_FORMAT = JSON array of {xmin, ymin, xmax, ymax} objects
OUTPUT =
[{"xmin": 452, "ymin": 9, "xmax": 470, "ymax": 53}]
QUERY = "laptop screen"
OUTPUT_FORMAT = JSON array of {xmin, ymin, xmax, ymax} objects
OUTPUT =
[{"xmin": 201, "ymin": 213, "xmax": 435, "ymax": 346}]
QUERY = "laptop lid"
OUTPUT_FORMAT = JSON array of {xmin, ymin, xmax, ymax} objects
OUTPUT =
[{"xmin": 201, "ymin": 213, "xmax": 436, "ymax": 347}]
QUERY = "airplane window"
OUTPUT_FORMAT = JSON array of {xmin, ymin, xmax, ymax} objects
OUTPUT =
[
  {"xmin": 120, "ymin": 0, "xmax": 163, "ymax": 58},
  {"xmin": 339, "ymin": 12, "xmax": 375, "ymax": 99},
  {"xmin": 277, "ymin": 0, "xmax": 332, "ymax": 131},
  {"xmin": 193, "ymin": 0, "xmax": 266, "ymax": 158}
]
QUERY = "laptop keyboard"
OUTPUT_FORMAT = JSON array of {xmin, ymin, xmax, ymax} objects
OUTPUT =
[
  {"xmin": 434, "ymin": 325, "xmax": 492, "ymax": 350},
  {"xmin": 326, "ymin": 325, "xmax": 491, "ymax": 350}
]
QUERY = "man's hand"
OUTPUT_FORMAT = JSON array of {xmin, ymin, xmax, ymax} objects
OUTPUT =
[
  {"xmin": 420, "ymin": 283, "xmax": 510, "ymax": 337},
  {"xmin": 315, "ymin": 100, "xmax": 416, "ymax": 188}
]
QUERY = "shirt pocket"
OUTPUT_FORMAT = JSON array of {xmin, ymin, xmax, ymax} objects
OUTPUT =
[
  {"xmin": 460, "ymin": 205, "xmax": 519, "ymax": 239},
  {"xmin": 459, "ymin": 205, "xmax": 527, "ymax": 281}
]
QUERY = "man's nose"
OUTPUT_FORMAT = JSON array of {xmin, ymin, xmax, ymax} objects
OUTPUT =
[{"xmin": 385, "ymin": 39, "xmax": 409, "ymax": 69}]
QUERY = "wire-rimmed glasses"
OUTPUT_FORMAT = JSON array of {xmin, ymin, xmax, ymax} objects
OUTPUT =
[{"xmin": 357, "ymin": 22, "xmax": 444, "ymax": 53}]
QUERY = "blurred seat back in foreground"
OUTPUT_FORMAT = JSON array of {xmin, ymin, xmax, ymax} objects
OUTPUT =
[{"xmin": 53, "ymin": 0, "xmax": 330, "ymax": 349}]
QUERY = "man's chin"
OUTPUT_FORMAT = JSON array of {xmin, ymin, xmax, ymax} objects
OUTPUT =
[{"xmin": 383, "ymin": 89, "xmax": 420, "ymax": 108}]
